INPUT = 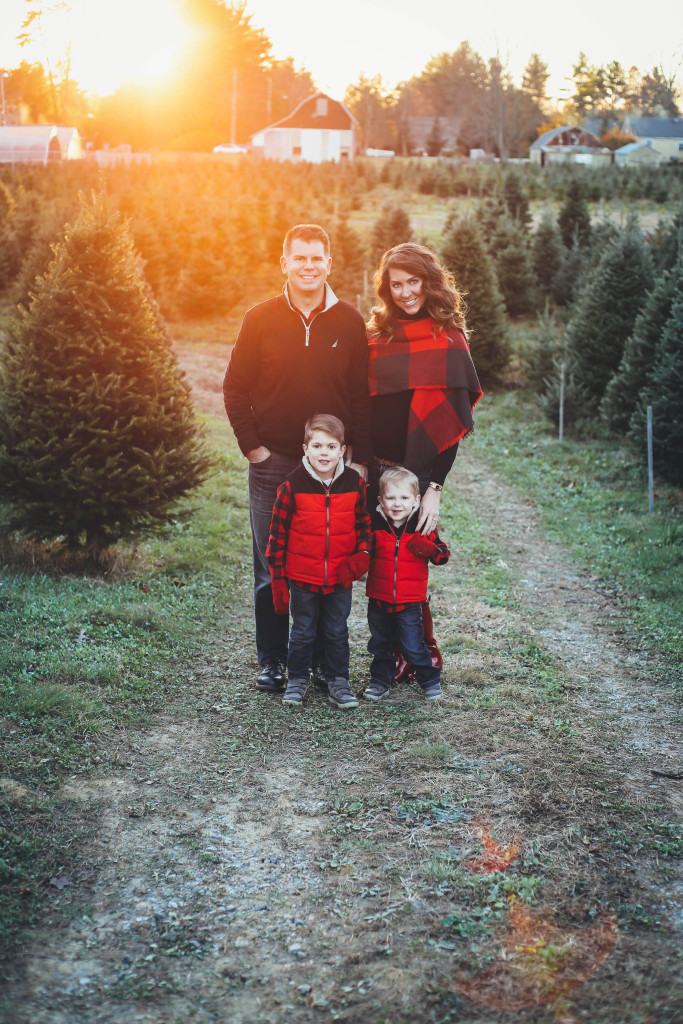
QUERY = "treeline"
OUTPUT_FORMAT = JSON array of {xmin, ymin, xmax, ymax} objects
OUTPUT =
[
  {"xmin": 4, "ymin": 2, "xmax": 681, "ymax": 158},
  {"xmin": 0, "ymin": 158, "xmax": 681, "ymax": 483},
  {"xmin": 345, "ymin": 48, "xmax": 680, "ymax": 158}
]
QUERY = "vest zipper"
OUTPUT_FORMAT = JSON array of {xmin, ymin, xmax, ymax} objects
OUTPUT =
[
  {"xmin": 393, "ymin": 535, "xmax": 400, "ymax": 604},
  {"xmin": 324, "ymin": 486, "xmax": 331, "ymax": 585}
]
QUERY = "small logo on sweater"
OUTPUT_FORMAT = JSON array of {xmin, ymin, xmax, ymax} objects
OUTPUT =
[{"xmin": 331, "ymin": 339, "xmax": 338, "ymax": 348}]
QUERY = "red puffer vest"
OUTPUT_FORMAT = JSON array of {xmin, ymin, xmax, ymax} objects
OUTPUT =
[
  {"xmin": 285, "ymin": 463, "xmax": 362, "ymax": 587},
  {"xmin": 366, "ymin": 509, "xmax": 430, "ymax": 604}
]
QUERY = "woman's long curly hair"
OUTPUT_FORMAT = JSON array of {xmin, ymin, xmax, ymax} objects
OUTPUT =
[{"xmin": 367, "ymin": 242, "xmax": 467, "ymax": 340}]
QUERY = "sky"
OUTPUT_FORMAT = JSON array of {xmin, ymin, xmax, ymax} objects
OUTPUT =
[{"xmin": 1, "ymin": 0, "xmax": 681, "ymax": 102}]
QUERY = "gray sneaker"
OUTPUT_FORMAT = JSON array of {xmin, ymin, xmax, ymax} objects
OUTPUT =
[
  {"xmin": 363, "ymin": 680, "xmax": 391, "ymax": 701},
  {"xmin": 282, "ymin": 677, "xmax": 308, "ymax": 707},
  {"xmin": 327, "ymin": 677, "xmax": 359, "ymax": 709},
  {"xmin": 422, "ymin": 680, "xmax": 442, "ymax": 700}
]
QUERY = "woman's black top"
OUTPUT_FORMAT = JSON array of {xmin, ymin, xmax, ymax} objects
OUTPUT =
[{"xmin": 370, "ymin": 309, "xmax": 458, "ymax": 485}]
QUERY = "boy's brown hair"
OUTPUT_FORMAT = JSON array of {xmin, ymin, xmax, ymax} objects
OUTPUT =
[
  {"xmin": 304, "ymin": 413, "xmax": 345, "ymax": 445},
  {"xmin": 378, "ymin": 466, "xmax": 420, "ymax": 496}
]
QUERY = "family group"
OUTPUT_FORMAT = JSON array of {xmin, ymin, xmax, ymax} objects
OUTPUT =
[{"xmin": 223, "ymin": 224, "xmax": 482, "ymax": 709}]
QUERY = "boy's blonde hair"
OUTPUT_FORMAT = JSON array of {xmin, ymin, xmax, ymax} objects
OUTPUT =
[
  {"xmin": 378, "ymin": 466, "xmax": 420, "ymax": 497},
  {"xmin": 304, "ymin": 413, "xmax": 345, "ymax": 445}
]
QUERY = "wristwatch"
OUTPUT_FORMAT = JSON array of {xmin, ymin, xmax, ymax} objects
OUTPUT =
[{"xmin": 428, "ymin": 482, "xmax": 443, "ymax": 492}]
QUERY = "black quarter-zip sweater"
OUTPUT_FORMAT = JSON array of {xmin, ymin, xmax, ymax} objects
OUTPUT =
[{"xmin": 223, "ymin": 287, "xmax": 372, "ymax": 462}]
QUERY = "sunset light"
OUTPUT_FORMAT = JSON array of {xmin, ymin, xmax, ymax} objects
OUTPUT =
[
  {"xmin": 6, "ymin": 0, "xmax": 191, "ymax": 97},
  {"xmin": 72, "ymin": 0, "xmax": 190, "ymax": 94}
]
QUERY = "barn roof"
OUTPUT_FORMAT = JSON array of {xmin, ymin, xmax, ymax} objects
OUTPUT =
[
  {"xmin": 530, "ymin": 125, "xmax": 605, "ymax": 150},
  {"xmin": 254, "ymin": 93, "xmax": 357, "ymax": 134}
]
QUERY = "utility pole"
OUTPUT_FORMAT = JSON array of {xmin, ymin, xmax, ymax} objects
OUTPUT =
[
  {"xmin": 1, "ymin": 71, "xmax": 8, "ymax": 126},
  {"xmin": 230, "ymin": 69, "xmax": 237, "ymax": 145}
]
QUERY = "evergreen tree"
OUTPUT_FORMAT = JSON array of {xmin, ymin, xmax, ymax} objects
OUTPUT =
[
  {"xmin": 558, "ymin": 179, "xmax": 591, "ymax": 248},
  {"xmin": 648, "ymin": 211, "xmax": 683, "ymax": 272},
  {"xmin": 494, "ymin": 233, "xmax": 536, "ymax": 317},
  {"xmin": 519, "ymin": 303, "xmax": 564, "ymax": 392},
  {"xmin": 441, "ymin": 215, "xmax": 509, "ymax": 382},
  {"xmin": 0, "ymin": 193, "xmax": 211, "ymax": 556},
  {"xmin": 426, "ymin": 117, "xmax": 445, "ymax": 157},
  {"xmin": 564, "ymin": 224, "xmax": 654, "ymax": 406},
  {"xmin": 503, "ymin": 171, "xmax": 531, "ymax": 230},
  {"xmin": 329, "ymin": 213, "xmax": 368, "ymax": 305},
  {"xmin": 600, "ymin": 263, "xmax": 679, "ymax": 433},
  {"xmin": 627, "ymin": 267, "xmax": 683, "ymax": 485},
  {"xmin": 532, "ymin": 210, "xmax": 564, "ymax": 298},
  {"xmin": 551, "ymin": 240, "xmax": 588, "ymax": 307},
  {"xmin": 369, "ymin": 203, "xmax": 413, "ymax": 267}
]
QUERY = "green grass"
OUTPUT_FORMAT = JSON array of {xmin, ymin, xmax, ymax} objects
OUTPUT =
[
  {"xmin": 468, "ymin": 389, "xmax": 683, "ymax": 682},
  {"xmin": 0, "ymin": 413, "xmax": 251, "ymax": 950}
]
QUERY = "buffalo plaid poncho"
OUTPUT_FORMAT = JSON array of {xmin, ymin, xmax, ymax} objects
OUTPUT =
[{"xmin": 368, "ymin": 318, "xmax": 483, "ymax": 474}]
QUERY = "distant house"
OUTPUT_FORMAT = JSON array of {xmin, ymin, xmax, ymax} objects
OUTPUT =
[
  {"xmin": 584, "ymin": 116, "xmax": 683, "ymax": 162},
  {"xmin": 251, "ymin": 93, "xmax": 357, "ymax": 163},
  {"xmin": 620, "ymin": 117, "xmax": 683, "ymax": 162},
  {"xmin": 529, "ymin": 126, "xmax": 612, "ymax": 168},
  {"xmin": 614, "ymin": 141, "xmax": 666, "ymax": 166},
  {"xmin": 0, "ymin": 124, "xmax": 62, "ymax": 165}
]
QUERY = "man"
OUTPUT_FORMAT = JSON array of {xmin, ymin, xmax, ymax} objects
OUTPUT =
[{"xmin": 223, "ymin": 223, "xmax": 371, "ymax": 693}]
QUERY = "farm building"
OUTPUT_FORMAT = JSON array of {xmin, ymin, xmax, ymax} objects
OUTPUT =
[
  {"xmin": 614, "ymin": 141, "xmax": 666, "ymax": 166},
  {"xmin": 584, "ymin": 116, "xmax": 683, "ymax": 162},
  {"xmin": 530, "ymin": 126, "xmax": 613, "ymax": 167},
  {"xmin": 0, "ymin": 124, "xmax": 62, "ymax": 165},
  {"xmin": 0, "ymin": 124, "xmax": 85, "ymax": 165},
  {"xmin": 251, "ymin": 93, "xmax": 357, "ymax": 163}
]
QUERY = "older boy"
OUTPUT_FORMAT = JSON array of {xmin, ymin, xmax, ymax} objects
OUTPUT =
[
  {"xmin": 267, "ymin": 414, "xmax": 372, "ymax": 709},
  {"xmin": 365, "ymin": 467, "xmax": 450, "ymax": 701}
]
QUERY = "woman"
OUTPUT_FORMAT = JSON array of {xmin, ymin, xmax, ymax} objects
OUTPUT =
[
  {"xmin": 367, "ymin": 242, "xmax": 482, "ymax": 527},
  {"xmin": 366, "ymin": 242, "xmax": 483, "ymax": 681}
]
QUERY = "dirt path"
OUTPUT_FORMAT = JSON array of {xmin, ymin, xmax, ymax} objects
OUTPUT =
[
  {"xmin": 454, "ymin": 453, "xmax": 683, "ymax": 809},
  {"xmin": 4, "ymin": 348, "xmax": 681, "ymax": 1024}
]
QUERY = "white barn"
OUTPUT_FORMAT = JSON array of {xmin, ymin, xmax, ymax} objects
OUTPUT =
[
  {"xmin": 251, "ymin": 93, "xmax": 357, "ymax": 163},
  {"xmin": 0, "ymin": 124, "xmax": 62, "ymax": 165}
]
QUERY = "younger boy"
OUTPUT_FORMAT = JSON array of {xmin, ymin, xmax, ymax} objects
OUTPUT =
[
  {"xmin": 365, "ymin": 467, "xmax": 450, "ymax": 701},
  {"xmin": 266, "ymin": 414, "xmax": 372, "ymax": 709}
]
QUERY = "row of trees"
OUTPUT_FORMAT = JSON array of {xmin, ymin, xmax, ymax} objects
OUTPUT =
[
  {"xmin": 5, "ymin": 2, "xmax": 681, "ymax": 156},
  {"xmin": 0, "ymin": 161, "xmax": 680, "ymax": 558}
]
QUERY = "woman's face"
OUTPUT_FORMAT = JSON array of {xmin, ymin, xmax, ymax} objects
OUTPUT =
[{"xmin": 388, "ymin": 267, "xmax": 426, "ymax": 315}]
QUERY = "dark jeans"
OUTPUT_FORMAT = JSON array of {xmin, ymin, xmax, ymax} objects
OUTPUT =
[
  {"xmin": 248, "ymin": 452, "xmax": 300, "ymax": 665},
  {"xmin": 367, "ymin": 600, "xmax": 440, "ymax": 689},
  {"xmin": 288, "ymin": 585, "xmax": 353, "ymax": 681}
]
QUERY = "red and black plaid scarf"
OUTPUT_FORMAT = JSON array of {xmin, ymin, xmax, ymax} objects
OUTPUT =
[{"xmin": 368, "ymin": 318, "xmax": 483, "ymax": 474}]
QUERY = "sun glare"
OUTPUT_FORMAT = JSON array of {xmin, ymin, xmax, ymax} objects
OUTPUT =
[{"xmin": 44, "ymin": 0, "xmax": 190, "ymax": 96}]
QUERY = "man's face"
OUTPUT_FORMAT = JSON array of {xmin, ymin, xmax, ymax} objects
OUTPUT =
[
  {"xmin": 281, "ymin": 239, "xmax": 331, "ymax": 303},
  {"xmin": 380, "ymin": 484, "xmax": 419, "ymax": 527},
  {"xmin": 303, "ymin": 430, "xmax": 345, "ymax": 480}
]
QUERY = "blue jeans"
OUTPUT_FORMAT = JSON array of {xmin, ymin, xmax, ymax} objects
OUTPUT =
[
  {"xmin": 248, "ymin": 452, "xmax": 300, "ymax": 665},
  {"xmin": 288, "ymin": 585, "xmax": 353, "ymax": 681},
  {"xmin": 367, "ymin": 600, "xmax": 440, "ymax": 689}
]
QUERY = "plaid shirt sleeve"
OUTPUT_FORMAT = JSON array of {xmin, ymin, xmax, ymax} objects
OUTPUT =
[
  {"xmin": 355, "ymin": 479, "xmax": 373, "ymax": 553},
  {"xmin": 266, "ymin": 480, "xmax": 294, "ymax": 579},
  {"xmin": 428, "ymin": 527, "xmax": 450, "ymax": 566}
]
